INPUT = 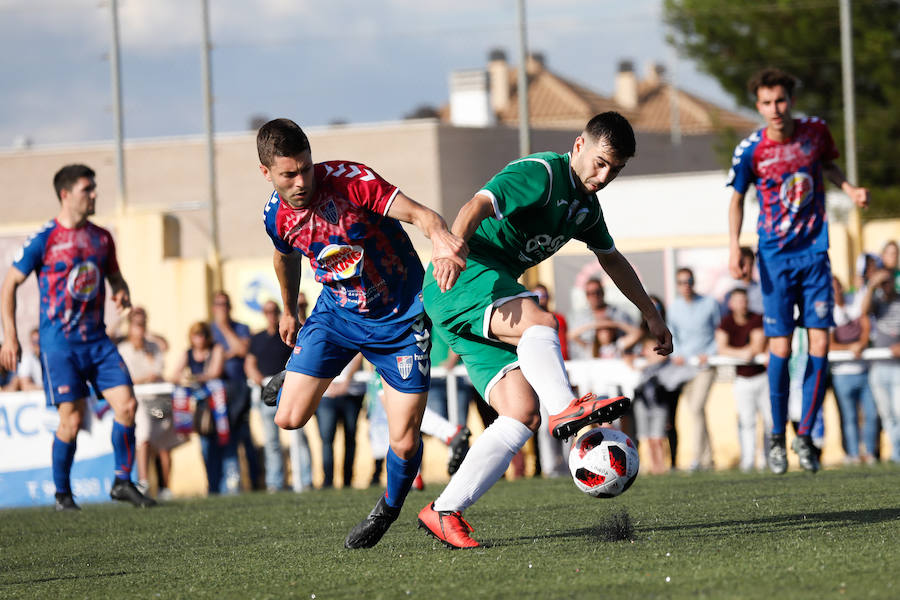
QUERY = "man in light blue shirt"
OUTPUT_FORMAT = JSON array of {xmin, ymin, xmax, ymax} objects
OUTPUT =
[{"xmin": 668, "ymin": 267, "xmax": 720, "ymax": 470}]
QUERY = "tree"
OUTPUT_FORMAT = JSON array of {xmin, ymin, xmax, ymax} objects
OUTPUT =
[{"xmin": 664, "ymin": 0, "xmax": 900, "ymax": 218}]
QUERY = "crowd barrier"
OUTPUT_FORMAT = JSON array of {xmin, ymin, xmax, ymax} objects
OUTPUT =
[{"xmin": 1, "ymin": 348, "xmax": 893, "ymax": 507}]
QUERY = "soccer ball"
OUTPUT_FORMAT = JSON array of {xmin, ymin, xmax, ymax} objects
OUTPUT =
[{"xmin": 568, "ymin": 427, "xmax": 639, "ymax": 498}]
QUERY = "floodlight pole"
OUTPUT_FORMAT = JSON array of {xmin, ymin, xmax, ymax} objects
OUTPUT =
[
  {"xmin": 201, "ymin": 0, "xmax": 222, "ymax": 291},
  {"xmin": 840, "ymin": 0, "xmax": 863, "ymax": 267},
  {"xmin": 108, "ymin": 0, "xmax": 126, "ymax": 215},
  {"xmin": 516, "ymin": 0, "xmax": 540, "ymax": 291},
  {"xmin": 516, "ymin": 0, "xmax": 531, "ymax": 157}
]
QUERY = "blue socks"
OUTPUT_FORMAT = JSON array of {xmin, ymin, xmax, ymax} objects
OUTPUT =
[
  {"xmin": 52, "ymin": 435, "xmax": 77, "ymax": 494},
  {"xmin": 383, "ymin": 439, "xmax": 423, "ymax": 509},
  {"xmin": 112, "ymin": 421, "xmax": 136, "ymax": 480},
  {"xmin": 799, "ymin": 354, "xmax": 828, "ymax": 436},
  {"xmin": 768, "ymin": 352, "xmax": 790, "ymax": 436}
]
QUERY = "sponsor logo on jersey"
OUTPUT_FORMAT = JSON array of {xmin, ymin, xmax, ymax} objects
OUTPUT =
[
  {"xmin": 779, "ymin": 172, "xmax": 814, "ymax": 214},
  {"xmin": 524, "ymin": 234, "xmax": 566, "ymax": 255},
  {"xmin": 320, "ymin": 198, "xmax": 339, "ymax": 224},
  {"xmin": 316, "ymin": 244, "xmax": 364, "ymax": 280},
  {"xmin": 66, "ymin": 260, "xmax": 101, "ymax": 302},
  {"xmin": 397, "ymin": 355, "xmax": 413, "ymax": 379}
]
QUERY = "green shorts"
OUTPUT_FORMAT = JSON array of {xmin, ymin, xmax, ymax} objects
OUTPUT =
[{"xmin": 423, "ymin": 260, "xmax": 537, "ymax": 401}]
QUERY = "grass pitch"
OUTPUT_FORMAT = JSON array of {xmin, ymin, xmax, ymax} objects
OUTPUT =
[{"xmin": 1, "ymin": 465, "xmax": 898, "ymax": 599}]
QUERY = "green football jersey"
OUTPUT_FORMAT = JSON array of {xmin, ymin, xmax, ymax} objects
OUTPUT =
[{"xmin": 469, "ymin": 151, "xmax": 614, "ymax": 277}]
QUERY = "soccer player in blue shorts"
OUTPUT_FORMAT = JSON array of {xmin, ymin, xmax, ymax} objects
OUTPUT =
[
  {"xmin": 727, "ymin": 68, "xmax": 869, "ymax": 473},
  {"xmin": 255, "ymin": 119, "xmax": 467, "ymax": 548},
  {"xmin": 0, "ymin": 164, "xmax": 155, "ymax": 509}
]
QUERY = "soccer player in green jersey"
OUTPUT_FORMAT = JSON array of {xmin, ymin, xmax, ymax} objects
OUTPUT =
[{"xmin": 418, "ymin": 112, "xmax": 673, "ymax": 548}]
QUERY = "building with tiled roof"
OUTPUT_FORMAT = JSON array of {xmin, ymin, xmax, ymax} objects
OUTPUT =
[{"xmin": 445, "ymin": 50, "xmax": 757, "ymax": 136}]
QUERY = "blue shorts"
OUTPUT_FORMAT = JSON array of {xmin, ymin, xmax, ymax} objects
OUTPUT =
[
  {"xmin": 758, "ymin": 250, "xmax": 834, "ymax": 337},
  {"xmin": 286, "ymin": 306, "xmax": 431, "ymax": 394},
  {"xmin": 40, "ymin": 337, "xmax": 133, "ymax": 406}
]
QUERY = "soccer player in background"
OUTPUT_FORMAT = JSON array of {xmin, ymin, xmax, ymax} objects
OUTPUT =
[
  {"xmin": 417, "ymin": 112, "xmax": 672, "ymax": 548},
  {"xmin": 0, "ymin": 164, "xmax": 155, "ymax": 510},
  {"xmin": 256, "ymin": 119, "xmax": 467, "ymax": 548},
  {"xmin": 727, "ymin": 68, "xmax": 869, "ymax": 473}
]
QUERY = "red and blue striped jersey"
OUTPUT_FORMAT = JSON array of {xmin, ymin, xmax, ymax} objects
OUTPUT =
[
  {"xmin": 12, "ymin": 219, "xmax": 119, "ymax": 346},
  {"xmin": 263, "ymin": 160, "xmax": 424, "ymax": 322},
  {"xmin": 727, "ymin": 118, "xmax": 839, "ymax": 257}
]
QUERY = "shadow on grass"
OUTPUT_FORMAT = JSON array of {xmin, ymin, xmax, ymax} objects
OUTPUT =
[
  {"xmin": 645, "ymin": 507, "xmax": 900, "ymax": 536},
  {"xmin": 1, "ymin": 569, "xmax": 134, "ymax": 586},
  {"xmin": 490, "ymin": 507, "xmax": 900, "ymax": 547}
]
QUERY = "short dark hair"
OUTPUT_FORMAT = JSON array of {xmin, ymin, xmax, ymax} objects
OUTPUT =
[
  {"xmin": 583, "ymin": 112, "xmax": 636, "ymax": 158},
  {"xmin": 739, "ymin": 246, "xmax": 755, "ymax": 262},
  {"xmin": 53, "ymin": 164, "xmax": 95, "ymax": 201},
  {"xmin": 257, "ymin": 118, "xmax": 311, "ymax": 167},
  {"xmin": 585, "ymin": 277, "xmax": 604, "ymax": 293},
  {"xmin": 676, "ymin": 267, "xmax": 694, "ymax": 280},
  {"xmin": 748, "ymin": 68, "xmax": 797, "ymax": 99},
  {"xmin": 729, "ymin": 287, "xmax": 748, "ymax": 297}
]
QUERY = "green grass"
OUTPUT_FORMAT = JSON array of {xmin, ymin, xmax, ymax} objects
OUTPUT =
[{"xmin": 1, "ymin": 465, "xmax": 898, "ymax": 599}]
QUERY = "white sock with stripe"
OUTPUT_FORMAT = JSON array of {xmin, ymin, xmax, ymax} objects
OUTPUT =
[
  {"xmin": 516, "ymin": 325, "xmax": 575, "ymax": 414},
  {"xmin": 433, "ymin": 416, "xmax": 532, "ymax": 513}
]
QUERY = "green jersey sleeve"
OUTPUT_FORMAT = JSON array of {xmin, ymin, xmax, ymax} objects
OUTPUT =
[
  {"xmin": 479, "ymin": 157, "xmax": 553, "ymax": 219},
  {"xmin": 575, "ymin": 204, "xmax": 615, "ymax": 254}
]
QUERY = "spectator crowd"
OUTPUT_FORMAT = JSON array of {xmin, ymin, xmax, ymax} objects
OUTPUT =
[{"xmin": 3, "ymin": 241, "xmax": 899, "ymax": 500}]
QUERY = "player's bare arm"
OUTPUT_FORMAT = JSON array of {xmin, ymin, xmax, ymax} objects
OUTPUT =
[
  {"xmin": 429, "ymin": 193, "xmax": 495, "ymax": 292},
  {"xmin": 273, "ymin": 249, "xmax": 302, "ymax": 346},
  {"xmin": 823, "ymin": 161, "xmax": 870, "ymax": 208},
  {"xmin": 728, "ymin": 189, "xmax": 747, "ymax": 279},
  {"xmin": 595, "ymin": 249, "xmax": 672, "ymax": 356},
  {"xmin": 0, "ymin": 267, "xmax": 26, "ymax": 372},
  {"xmin": 107, "ymin": 271, "xmax": 132, "ymax": 314},
  {"xmin": 386, "ymin": 192, "xmax": 468, "ymax": 292}
]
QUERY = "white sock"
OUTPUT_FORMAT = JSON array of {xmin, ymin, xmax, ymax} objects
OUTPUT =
[
  {"xmin": 433, "ymin": 416, "xmax": 532, "ymax": 512},
  {"xmin": 420, "ymin": 406, "xmax": 459, "ymax": 443},
  {"xmin": 516, "ymin": 325, "xmax": 575, "ymax": 414}
]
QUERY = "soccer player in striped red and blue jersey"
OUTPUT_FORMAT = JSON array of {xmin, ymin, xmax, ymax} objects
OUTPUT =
[
  {"xmin": 0, "ymin": 164, "xmax": 155, "ymax": 509},
  {"xmin": 727, "ymin": 68, "xmax": 870, "ymax": 473},
  {"xmin": 256, "ymin": 119, "xmax": 467, "ymax": 548}
]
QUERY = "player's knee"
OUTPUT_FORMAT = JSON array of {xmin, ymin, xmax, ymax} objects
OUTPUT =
[
  {"xmin": 501, "ymin": 408, "xmax": 541, "ymax": 432},
  {"xmin": 274, "ymin": 406, "xmax": 311, "ymax": 430},
  {"xmin": 389, "ymin": 431, "xmax": 421, "ymax": 459},
  {"xmin": 116, "ymin": 397, "xmax": 137, "ymax": 424},
  {"xmin": 274, "ymin": 411, "xmax": 298, "ymax": 430},
  {"xmin": 527, "ymin": 311, "xmax": 559, "ymax": 331},
  {"xmin": 58, "ymin": 412, "xmax": 82, "ymax": 440},
  {"xmin": 522, "ymin": 410, "xmax": 542, "ymax": 432}
]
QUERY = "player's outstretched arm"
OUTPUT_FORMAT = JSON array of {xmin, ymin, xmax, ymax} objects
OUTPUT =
[
  {"xmin": 823, "ymin": 162, "xmax": 870, "ymax": 208},
  {"xmin": 387, "ymin": 192, "xmax": 469, "ymax": 292},
  {"xmin": 595, "ymin": 249, "xmax": 672, "ymax": 356},
  {"xmin": 728, "ymin": 189, "xmax": 747, "ymax": 279},
  {"xmin": 0, "ymin": 267, "xmax": 26, "ymax": 372},
  {"xmin": 273, "ymin": 249, "xmax": 302, "ymax": 346}
]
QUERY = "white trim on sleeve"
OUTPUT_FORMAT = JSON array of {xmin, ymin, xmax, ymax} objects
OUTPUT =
[{"xmin": 381, "ymin": 187, "xmax": 401, "ymax": 216}]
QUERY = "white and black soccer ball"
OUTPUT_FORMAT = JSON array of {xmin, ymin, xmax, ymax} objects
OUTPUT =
[{"xmin": 568, "ymin": 427, "xmax": 639, "ymax": 498}]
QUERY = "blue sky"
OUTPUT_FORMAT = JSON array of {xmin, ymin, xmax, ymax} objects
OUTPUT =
[{"xmin": 0, "ymin": 0, "xmax": 743, "ymax": 148}]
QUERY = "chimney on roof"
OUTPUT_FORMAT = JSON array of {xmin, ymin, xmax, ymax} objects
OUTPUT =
[
  {"xmin": 487, "ymin": 48, "xmax": 510, "ymax": 115},
  {"xmin": 614, "ymin": 60, "xmax": 638, "ymax": 110},
  {"xmin": 645, "ymin": 61, "xmax": 666, "ymax": 86},
  {"xmin": 449, "ymin": 69, "xmax": 496, "ymax": 127},
  {"xmin": 526, "ymin": 52, "xmax": 545, "ymax": 75}
]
